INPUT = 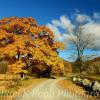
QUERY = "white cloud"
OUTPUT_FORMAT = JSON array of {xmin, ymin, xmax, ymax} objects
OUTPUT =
[
  {"xmin": 60, "ymin": 16, "xmax": 75, "ymax": 33},
  {"xmin": 46, "ymin": 15, "xmax": 75, "ymax": 46},
  {"xmin": 46, "ymin": 23, "xmax": 63, "ymax": 42},
  {"xmin": 47, "ymin": 13, "xmax": 100, "ymax": 50},
  {"xmin": 52, "ymin": 20, "xmax": 61, "ymax": 26},
  {"xmin": 50, "ymin": 15, "xmax": 75, "ymax": 33},
  {"xmin": 82, "ymin": 23, "xmax": 100, "ymax": 49},
  {"xmin": 76, "ymin": 14, "xmax": 92, "ymax": 23},
  {"xmin": 83, "ymin": 23, "xmax": 100, "ymax": 38},
  {"xmin": 93, "ymin": 40, "xmax": 100, "ymax": 50}
]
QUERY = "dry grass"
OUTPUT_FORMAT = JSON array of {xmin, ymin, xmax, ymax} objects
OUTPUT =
[
  {"xmin": 0, "ymin": 74, "xmax": 47, "ymax": 100},
  {"xmin": 58, "ymin": 79, "xmax": 95, "ymax": 100},
  {"xmin": 10, "ymin": 77, "xmax": 47, "ymax": 100},
  {"xmin": 84, "ymin": 74, "xmax": 100, "ymax": 82},
  {"xmin": 0, "ymin": 74, "xmax": 14, "ymax": 81},
  {"xmin": 59, "ymin": 79, "xmax": 85, "ymax": 95}
]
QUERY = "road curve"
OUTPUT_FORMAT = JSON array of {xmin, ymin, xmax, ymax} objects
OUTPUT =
[{"xmin": 16, "ymin": 78, "xmax": 87, "ymax": 100}]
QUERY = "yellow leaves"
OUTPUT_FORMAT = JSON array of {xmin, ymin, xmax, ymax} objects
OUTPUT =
[
  {"xmin": 59, "ymin": 63, "xmax": 64, "ymax": 70},
  {"xmin": 58, "ymin": 42, "xmax": 65, "ymax": 50},
  {"xmin": 45, "ymin": 59, "xmax": 52, "ymax": 66},
  {"xmin": 52, "ymin": 42, "xmax": 65, "ymax": 50},
  {"xmin": 22, "ymin": 70, "xmax": 28, "ymax": 74},
  {"xmin": 52, "ymin": 61, "xmax": 57, "ymax": 66},
  {"xmin": 50, "ymin": 51, "xmax": 57, "ymax": 57},
  {"xmin": 38, "ymin": 40, "xmax": 45, "ymax": 46},
  {"xmin": 0, "ymin": 30, "xmax": 7, "ymax": 39},
  {"xmin": 33, "ymin": 49, "xmax": 43, "ymax": 60},
  {"xmin": 28, "ymin": 47, "xmax": 34, "ymax": 53},
  {"xmin": 34, "ymin": 38, "xmax": 40, "ymax": 44},
  {"xmin": 2, "ymin": 44, "xmax": 17, "ymax": 57},
  {"xmin": 1, "ymin": 24, "xmax": 11, "ymax": 30},
  {"xmin": 39, "ymin": 26, "xmax": 54, "ymax": 38},
  {"xmin": 8, "ymin": 60, "xmax": 27, "ymax": 74},
  {"xmin": 0, "ymin": 17, "xmax": 65, "ymax": 75},
  {"xmin": 30, "ymin": 27, "xmax": 39, "ymax": 34},
  {"xmin": 1, "ymin": 41, "xmax": 6, "ymax": 45},
  {"xmin": 9, "ymin": 51, "xmax": 17, "ymax": 58}
]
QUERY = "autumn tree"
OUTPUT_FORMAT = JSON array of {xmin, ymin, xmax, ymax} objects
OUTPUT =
[{"xmin": 0, "ymin": 17, "xmax": 64, "ymax": 77}]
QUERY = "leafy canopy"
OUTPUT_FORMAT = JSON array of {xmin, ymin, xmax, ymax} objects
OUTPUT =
[{"xmin": 0, "ymin": 17, "xmax": 64, "ymax": 75}]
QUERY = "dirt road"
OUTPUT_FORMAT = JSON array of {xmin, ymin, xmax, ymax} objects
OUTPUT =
[{"xmin": 16, "ymin": 78, "xmax": 87, "ymax": 100}]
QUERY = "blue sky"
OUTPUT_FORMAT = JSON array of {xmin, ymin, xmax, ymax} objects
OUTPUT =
[
  {"xmin": 0, "ymin": 0, "xmax": 100, "ymax": 61},
  {"xmin": 0, "ymin": 0, "xmax": 100, "ymax": 24}
]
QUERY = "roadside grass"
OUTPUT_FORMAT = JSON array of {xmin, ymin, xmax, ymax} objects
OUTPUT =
[
  {"xmin": 58, "ymin": 79, "xmax": 86, "ymax": 95},
  {"xmin": 58, "ymin": 79, "xmax": 94, "ymax": 100},
  {"xmin": 0, "ymin": 74, "xmax": 48, "ymax": 100},
  {"xmin": 59, "ymin": 73, "xmax": 100, "ymax": 100},
  {"xmin": 84, "ymin": 74, "xmax": 100, "ymax": 82}
]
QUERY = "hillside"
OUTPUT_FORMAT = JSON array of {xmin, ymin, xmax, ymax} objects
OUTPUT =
[
  {"xmin": 63, "ymin": 57, "xmax": 100, "ymax": 74},
  {"xmin": 63, "ymin": 60, "xmax": 73, "ymax": 74},
  {"xmin": 85, "ymin": 57, "xmax": 100, "ymax": 74}
]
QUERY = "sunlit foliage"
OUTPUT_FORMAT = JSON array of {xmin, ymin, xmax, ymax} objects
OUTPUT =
[{"xmin": 0, "ymin": 17, "xmax": 64, "ymax": 75}]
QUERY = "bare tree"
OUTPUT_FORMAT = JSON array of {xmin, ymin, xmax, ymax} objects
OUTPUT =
[{"xmin": 68, "ymin": 26, "xmax": 94, "ymax": 65}]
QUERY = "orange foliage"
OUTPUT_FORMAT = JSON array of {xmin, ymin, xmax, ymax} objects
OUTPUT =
[{"xmin": 0, "ymin": 17, "xmax": 64, "ymax": 75}]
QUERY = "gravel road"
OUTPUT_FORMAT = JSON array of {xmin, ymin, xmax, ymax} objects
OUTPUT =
[{"xmin": 16, "ymin": 78, "xmax": 88, "ymax": 100}]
